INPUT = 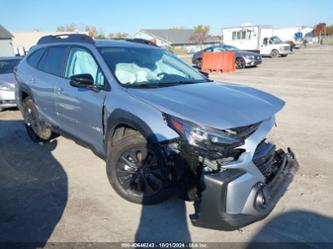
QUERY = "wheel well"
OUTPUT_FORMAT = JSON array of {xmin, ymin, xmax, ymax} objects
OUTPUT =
[
  {"xmin": 111, "ymin": 125, "xmax": 142, "ymax": 146},
  {"xmin": 21, "ymin": 91, "xmax": 29, "ymax": 102}
]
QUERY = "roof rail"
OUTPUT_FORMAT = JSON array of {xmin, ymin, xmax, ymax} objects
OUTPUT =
[
  {"xmin": 124, "ymin": 38, "xmax": 159, "ymax": 47},
  {"xmin": 37, "ymin": 34, "xmax": 94, "ymax": 45}
]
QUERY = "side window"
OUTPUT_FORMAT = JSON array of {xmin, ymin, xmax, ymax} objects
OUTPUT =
[
  {"xmin": 263, "ymin": 38, "xmax": 268, "ymax": 45},
  {"xmin": 65, "ymin": 47, "xmax": 105, "ymax": 87},
  {"xmin": 212, "ymin": 47, "xmax": 225, "ymax": 52},
  {"xmin": 38, "ymin": 46, "xmax": 69, "ymax": 76},
  {"xmin": 232, "ymin": 32, "xmax": 236, "ymax": 40},
  {"xmin": 27, "ymin": 48, "xmax": 45, "ymax": 68},
  {"xmin": 204, "ymin": 47, "xmax": 213, "ymax": 52}
]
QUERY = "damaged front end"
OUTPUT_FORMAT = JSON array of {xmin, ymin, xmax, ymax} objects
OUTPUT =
[{"xmin": 162, "ymin": 114, "xmax": 298, "ymax": 231}]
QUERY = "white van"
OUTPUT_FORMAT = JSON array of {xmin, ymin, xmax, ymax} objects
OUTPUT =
[{"xmin": 223, "ymin": 25, "xmax": 291, "ymax": 57}]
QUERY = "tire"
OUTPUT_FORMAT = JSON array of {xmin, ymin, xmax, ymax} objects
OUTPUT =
[
  {"xmin": 196, "ymin": 59, "xmax": 202, "ymax": 69},
  {"xmin": 106, "ymin": 132, "xmax": 171, "ymax": 204},
  {"xmin": 281, "ymin": 54, "xmax": 288, "ymax": 57},
  {"xmin": 270, "ymin": 49, "xmax": 279, "ymax": 58},
  {"xmin": 0, "ymin": 107, "xmax": 3, "ymax": 112},
  {"xmin": 22, "ymin": 97, "xmax": 56, "ymax": 143},
  {"xmin": 236, "ymin": 57, "xmax": 246, "ymax": 69}
]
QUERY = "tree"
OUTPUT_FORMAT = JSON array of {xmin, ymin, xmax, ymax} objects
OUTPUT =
[
  {"xmin": 326, "ymin": 25, "xmax": 333, "ymax": 35},
  {"xmin": 191, "ymin": 25, "xmax": 210, "ymax": 46},
  {"xmin": 95, "ymin": 34, "xmax": 106, "ymax": 39},
  {"xmin": 313, "ymin": 23, "xmax": 326, "ymax": 36},
  {"xmin": 108, "ymin": 33, "xmax": 115, "ymax": 39},
  {"xmin": 56, "ymin": 23, "xmax": 77, "ymax": 32},
  {"xmin": 85, "ymin": 25, "xmax": 98, "ymax": 38},
  {"xmin": 115, "ymin": 32, "xmax": 128, "ymax": 39}
]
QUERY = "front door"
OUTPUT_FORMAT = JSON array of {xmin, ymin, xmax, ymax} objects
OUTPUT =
[{"xmin": 55, "ymin": 46, "xmax": 107, "ymax": 153}]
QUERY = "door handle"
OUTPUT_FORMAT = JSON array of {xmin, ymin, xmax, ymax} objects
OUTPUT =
[
  {"xmin": 56, "ymin": 87, "xmax": 64, "ymax": 94},
  {"xmin": 29, "ymin": 78, "xmax": 36, "ymax": 84}
]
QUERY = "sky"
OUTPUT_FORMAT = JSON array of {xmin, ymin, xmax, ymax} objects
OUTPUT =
[{"xmin": 1, "ymin": 0, "xmax": 332, "ymax": 35}]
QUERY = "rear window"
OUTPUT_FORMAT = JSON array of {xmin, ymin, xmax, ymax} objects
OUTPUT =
[
  {"xmin": 27, "ymin": 48, "xmax": 45, "ymax": 68},
  {"xmin": 38, "ymin": 46, "xmax": 69, "ymax": 76},
  {"xmin": 0, "ymin": 59, "xmax": 21, "ymax": 74}
]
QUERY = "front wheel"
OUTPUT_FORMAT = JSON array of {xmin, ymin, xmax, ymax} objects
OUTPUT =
[
  {"xmin": 270, "ymin": 49, "xmax": 279, "ymax": 58},
  {"xmin": 236, "ymin": 57, "xmax": 246, "ymax": 69},
  {"xmin": 22, "ymin": 97, "xmax": 56, "ymax": 143},
  {"xmin": 196, "ymin": 59, "xmax": 202, "ymax": 69},
  {"xmin": 106, "ymin": 133, "xmax": 171, "ymax": 204}
]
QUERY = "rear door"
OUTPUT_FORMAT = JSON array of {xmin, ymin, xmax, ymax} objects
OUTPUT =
[
  {"xmin": 55, "ymin": 46, "xmax": 107, "ymax": 153},
  {"xmin": 29, "ymin": 46, "xmax": 69, "ymax": 125}
]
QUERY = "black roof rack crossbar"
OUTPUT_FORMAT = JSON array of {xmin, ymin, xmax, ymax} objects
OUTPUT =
[{"xmin": 37, "ymin": 34, "xmax": 95, "ymax": 45}]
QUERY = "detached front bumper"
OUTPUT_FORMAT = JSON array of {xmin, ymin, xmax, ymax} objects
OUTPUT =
[{"xmin": 190, "ymin": 148, "xmax": 298, "ymax": 230}]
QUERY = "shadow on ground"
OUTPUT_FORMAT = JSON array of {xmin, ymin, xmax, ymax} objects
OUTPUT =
[
  {"xmin": 0, "ymin": 120, "xmax": 68, "ymax": 248},
  {"xmin": 247, "ymin": 210, "xmax": 333, "ymax": 249},
  {"xmin": 135, "ymin": 197, "xmax": 191, "ymax": 243}
]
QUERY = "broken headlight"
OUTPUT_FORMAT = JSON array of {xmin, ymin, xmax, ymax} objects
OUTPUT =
[{"xmin": 165, "ymin": 114, "xmax": 244, "ymax": 151}]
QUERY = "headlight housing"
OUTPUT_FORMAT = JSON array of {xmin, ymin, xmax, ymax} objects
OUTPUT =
[
  {"xmin": 165, "ymin": 114, "xmax": 244, "ymax": 152},
  {"xmin": 245, "ymin": 55, "xmax": 254, "ymax": 60}
]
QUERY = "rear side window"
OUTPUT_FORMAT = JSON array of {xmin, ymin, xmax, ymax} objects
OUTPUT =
[
  {"xmin": 27, "ymin": 48, "xmax": 45, "ymax": 68},
  {"xmin": 38, "ymin": 46, "xmax": 69, "ymax": 77}
]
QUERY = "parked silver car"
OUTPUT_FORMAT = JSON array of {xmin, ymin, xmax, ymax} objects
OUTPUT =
[
  {"xmin": 15, "ymin": 34, "xmax": 297, "ymax": 231},
  {"xmin": 0, "ymin": 57, "xmax": 21, "ymax": 111},
  {"xmin": 192, "ymin": 45, "xmax": 262, "ymax": 69}
]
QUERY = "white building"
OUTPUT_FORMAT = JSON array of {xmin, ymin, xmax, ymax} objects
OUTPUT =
[
  {"xmin": 133, "ymin": 29, "xmax": 221, "ymax": 53},
  {"xmin": 0, "ymin": 25, "xmax": 15, "ymax": 57}
]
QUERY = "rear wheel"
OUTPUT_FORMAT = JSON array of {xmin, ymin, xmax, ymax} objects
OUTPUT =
[
  {"xmin": 22, "ymin": 97, "xmax": 56, "ymax": 143},
  {"xmin": 270, "ymin": 49, "xmax": 279, "ymax": 58},
  {"xmin": 236, "ymin": 57, "xmax": 246, "ymax": 69},
  {"xmin": 106, "ymin": 132, "xmax": 171, "ymax": 204},
  {"xmin": 281, "ymin": 54, "xmax": 288, "ymax": 57}
]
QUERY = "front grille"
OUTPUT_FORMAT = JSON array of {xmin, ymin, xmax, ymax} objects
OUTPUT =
[{"xmin": 253, "ymin": 140, "xmax": 277, "ymax": 179}]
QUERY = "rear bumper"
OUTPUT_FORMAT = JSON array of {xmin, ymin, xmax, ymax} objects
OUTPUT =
[{"xmin": 190, "ymin": 148, "xmax": 298, "ymax": 230}]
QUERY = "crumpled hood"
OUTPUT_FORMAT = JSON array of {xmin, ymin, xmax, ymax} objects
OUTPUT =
[
  {"xmin": 128, "ymin": 82, "xmax": 285, "ymax": 129},
  {"xmin": 0, "ymin": 73, "xmax": 16, "ymax": 88}
]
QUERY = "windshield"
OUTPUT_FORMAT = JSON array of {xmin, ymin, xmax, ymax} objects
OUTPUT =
[
  {"xmin": 0, "ymin": 59, "xmax": 21, "ymax": 74},
  {"xmin": 223, "ymin": 45, "xmax": 239, "ymax": 51},
  {"xmin": 271, "ymin": 36, "xmax": 283, "ymax": 44},
  {"xmin": 99, "ymin": 47, "xmax": 207, "ymax": 87}
]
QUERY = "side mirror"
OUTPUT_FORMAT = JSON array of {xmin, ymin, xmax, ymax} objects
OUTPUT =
[{"xmin": 70, "ymin": 74, "xmax": 94, "ymax": 88}]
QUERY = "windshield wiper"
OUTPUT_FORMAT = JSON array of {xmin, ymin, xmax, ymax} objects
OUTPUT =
[
  {"xmin": 156, "ymin": 80, "xmax": 212, "ymax": 86},
  {"xmin": 124, "ymin": 79, "xmax": 213, "ymax": 88}
]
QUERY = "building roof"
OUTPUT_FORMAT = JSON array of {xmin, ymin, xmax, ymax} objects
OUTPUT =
[
  {"xmin": 95, "ymin": 39, "xmax": 159, "ymax": 49},
  {"xmin": 140, "ymin": 29, "xmax": 195, "ymax": 45},
  {"xmin": 0, "ymin": 25, "xmax": 13, "ymax": 39}
]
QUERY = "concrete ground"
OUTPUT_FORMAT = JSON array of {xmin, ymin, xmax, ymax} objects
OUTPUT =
[{"xmin": 0, "ymin": 46, "xmax": 333, "ymax": 247}]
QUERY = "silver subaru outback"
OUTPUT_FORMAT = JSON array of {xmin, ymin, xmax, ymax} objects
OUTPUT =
[{"xmin": 15, "ymin": 34, "xmax": 298, "ymax": 230}]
